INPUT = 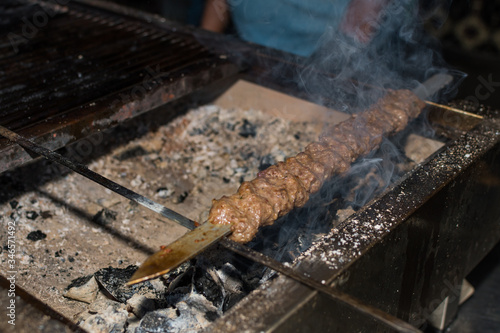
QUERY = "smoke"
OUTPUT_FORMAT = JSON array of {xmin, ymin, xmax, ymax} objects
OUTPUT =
[
  {"xmin": 246, "ymin": 1, "xmax": 467, "ymax": 267},
  {"xmin": 193, "ymin": 1, "xmax": 465, "ymax": 271},
  {"xmin": 297, "ymin": 0, "xmax": 462, "ymax": 110}
]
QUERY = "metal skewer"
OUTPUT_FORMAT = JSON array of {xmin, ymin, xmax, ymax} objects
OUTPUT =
[
  {"xmin": 128, "ymin": 221, "xmax": 231, "ymax": 284},
  {"xmin": 0, "ymin": 125, "xmax": 196, "ymax": 230}
]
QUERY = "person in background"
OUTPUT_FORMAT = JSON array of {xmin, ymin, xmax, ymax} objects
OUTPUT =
[{"xmin": 200, "ymin": 0, "xmax": 390, "ymax": 57}]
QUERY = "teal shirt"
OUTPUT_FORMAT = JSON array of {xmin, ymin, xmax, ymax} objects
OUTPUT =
[{"xmin": 230, "ymin": 0, "xmax": 351, "ymax": 57}]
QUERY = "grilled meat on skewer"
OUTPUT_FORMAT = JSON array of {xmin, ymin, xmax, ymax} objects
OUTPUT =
[{"xmin": 208, "ymin": 89, "xmax": 426, "ymax": 243}]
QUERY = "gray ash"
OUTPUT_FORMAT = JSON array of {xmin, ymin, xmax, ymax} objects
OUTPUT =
[{"xmin": 136, "ymin": 309, "xmax": 178, "ymax": 333}]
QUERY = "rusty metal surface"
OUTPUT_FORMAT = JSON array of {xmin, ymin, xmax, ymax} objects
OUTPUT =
[
  {"xmin": 0, "ymin": 0, "xmax": 239, "ymax": 173},
  {"xmin": 206, "ymin": 105, "xmax": 500, "ymax": 332}
]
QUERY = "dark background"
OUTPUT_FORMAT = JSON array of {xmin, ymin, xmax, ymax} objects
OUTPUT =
[{"xmin": 109, "ymin": 0, "xmax": 500, "ymax": 109}]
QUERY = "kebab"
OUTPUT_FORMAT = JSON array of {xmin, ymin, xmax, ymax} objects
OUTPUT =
[
  {"xmin": 208, "ymin": 89, "xmax": 426, "ymax": 243},
  {"xmin": 129, "ymin": 73, "xmax": 454, "ymax": 285},
  {"xmin": 0, "ymin": 71, "xmax": 449, "ymax": 289}
]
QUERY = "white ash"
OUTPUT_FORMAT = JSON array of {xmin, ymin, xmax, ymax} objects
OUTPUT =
[
  {"xmin": 83, "ymin": 104, "xmax": 320, "ymax": 225},
  {"xmin": 79, "ymin": 298, "xmax": 128, "ymax": 333},
  {"xmin": 63, "ymin": 276, "xmax": 99, "ymax": 304},
  {"xmin": 126, "ymin": 294, "xmax": 156, "ymax": 319},
  {"xmin": 152, "ymin": 104, "xmax": 318, "ymax": 186}
]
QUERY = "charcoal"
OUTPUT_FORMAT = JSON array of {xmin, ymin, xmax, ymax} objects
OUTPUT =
[
  {"xmin": 259, "ymin": 154, "xmax": 276, "ymax": 171},
  {"xmin": 223, "ymin": 293, "xmax": 246, "ymax": 312},
  {"xmin": 88, "ymin": 298, "xmax": 126, "ymax": 315},
  {"xmin": 67, "ymin": 275, "xmax": 93, "ymax": 289},
  {"xmin": 137, "ymin": 295, "xmax": 220, "ymax": 333},
  {"xmin": 136, "ymin": 308, "xmax": 178, "ymax": 333},
  {"xmin": 64, "ymin": 276, "xmax": 99, "ymax": 304},
  {"xmin": 9, "ymin": 211, "xmax": 18, "ymax": 221},
  {"xmin": 81, "ymin": 298, "xmax": 128, "ymax": 333},
  {"xmin": 94, "ymin": 265, "xmax": 155, "ymax": 303},
  {"xmin": 239, "ymin": 145, "xmax": 255, "ymax": 160},
  {"xmin": 156, "ymin": 187, "xmax": 173, "ymax": 199},
  {"xmin": 204, "ymin": 311, "xmax": 218, "ymax": 322},
  {"xmin": 9, "ymin": 200, "xmax": 18, "ymax": 209},
  {"xmin": 193, "ymin": 268, "xmax": 224, "ymax": 308},
  {"xmin": 92, "ymin": 208, "xmax": 117, "ymax": 226},
  {"xmin": 40, "ymin": 210, "xmax": 53, "ymax": 219},
  {"xmin": 162, "ymin": 262, "xmax": 193, "ymax": 285},
  {"xmin": 173, "ymin": 295, "xmax": 220, "ymax": 329},
  {"xmin": 172, "ymin": 191, "xmax": 188, "ymax": 204},
  {"xmin": 25, "ymin": 210, "xmax": 39, "ymax": 220},
  {"xmin": 217, "ymin": 263, "xmax": 246, "ymax": 309},
  {"xmin": 26, "ymin": 230, "xmax": 46, "ymax": 241},
  {"xmin": 238, "ymin": 119, "xmax": 257, "ymax": 138},
  {"xmin": 165, "ymin": 266, "xmax": 194, "ymax": 293}
]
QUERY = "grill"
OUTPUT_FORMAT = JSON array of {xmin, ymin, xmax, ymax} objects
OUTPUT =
[
  {"xmin": 0, "ymin": 0, "xmax": 238, "ymax": 172},
  {"xmin": 1, "ymin": 1, "xmax": 500, "ymax": 332}
]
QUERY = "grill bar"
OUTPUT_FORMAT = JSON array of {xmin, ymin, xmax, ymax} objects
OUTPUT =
[{"xmin": 0, "ymin": 0, "xmax": 240, "ymax": 173}]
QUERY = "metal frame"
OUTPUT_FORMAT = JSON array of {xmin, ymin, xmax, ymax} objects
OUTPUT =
[{"xmin": 206, "ymin": 108, "xmax": 500, "ymax": 332}]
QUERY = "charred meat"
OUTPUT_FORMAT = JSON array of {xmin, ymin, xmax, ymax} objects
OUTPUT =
[{"xmin": 208, "ymin": 90, "xmax": 426, "ymax": 243}]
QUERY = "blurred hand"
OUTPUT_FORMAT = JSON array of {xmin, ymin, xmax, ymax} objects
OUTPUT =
[
  {"xmin": 340, "ymin": 0, "xmax": 389, "ymax": 44},
  {"xmin": 201, "ymin": 0, "xmax": 230, "ymax": 33}
]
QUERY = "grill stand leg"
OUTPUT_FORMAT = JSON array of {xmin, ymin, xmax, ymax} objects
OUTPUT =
[{"xmin": 428, "ymin": 279, "xmax": 475, "ymax": 331}]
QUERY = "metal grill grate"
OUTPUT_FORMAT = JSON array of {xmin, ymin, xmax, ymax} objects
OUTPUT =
[{"xmin": 0, "ymin": 0, "xmax": 238, "ymax": 172}]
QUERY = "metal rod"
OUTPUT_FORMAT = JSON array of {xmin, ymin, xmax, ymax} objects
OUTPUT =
[
  {"xmin": 0, "ymin": 125, "xmax": 196, "ymax": 230},
  {"xmin": 424, "ymin": 100, "xmax": 484, "ymax": 119}
]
